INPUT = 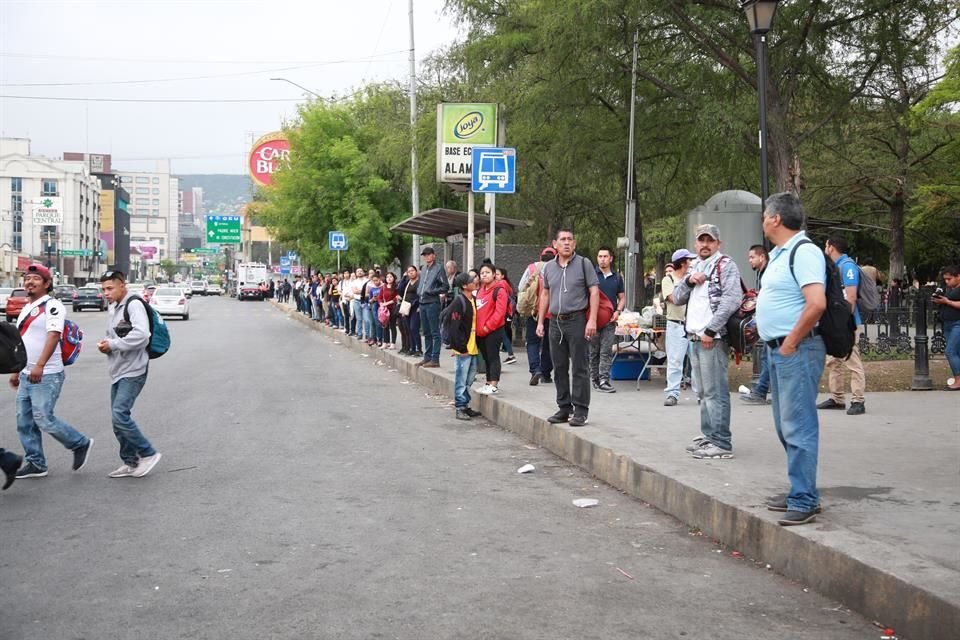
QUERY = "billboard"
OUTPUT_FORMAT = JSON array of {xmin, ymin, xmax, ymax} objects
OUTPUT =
[
  {"xmin": 248, "ymin": 131, "xmax": 290, "ymax": 187},
  {"xmin": 101, "ymin": 190, "xmax": 115, "ymax": 264},
  {"xmin": 436, "ymin": 103, "xmax": 501, "ymax": 184},
  {"xmin": 32, "ymin": 197, "xmax": 63, "ymax": 225}
]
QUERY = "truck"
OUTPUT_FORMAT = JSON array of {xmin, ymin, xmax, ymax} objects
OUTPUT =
[{"xmin": 236, "ymin": 262, "xmax": 268, "ymax": 301}]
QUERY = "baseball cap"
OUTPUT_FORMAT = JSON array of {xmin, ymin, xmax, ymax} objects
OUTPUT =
[
  {"xmin": 25, "ymin": 263, "xmax": 52, "ymax": 280},
  {"xmin": 671, "ymin": 248, "xmax": 696, "ymax": 263},
  {"xmin": 420, "ymin": 246, "xmax": 435, "ymax": 255},
  {"xmin": 695, "ymin": 224, "xmax": 720, "ymax": 240},
  {"xmin": 540, "ymin": 246, "xmax": 557, "ymax": 259}
]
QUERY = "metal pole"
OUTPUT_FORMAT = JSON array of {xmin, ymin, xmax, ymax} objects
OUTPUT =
[
  {"xmin": 751, "ymin": 32, "xmax": 771, "ymax": 384},
  {"xmin": 408, "ymin": 0, "xmax": 421, "ymax": 262},
  {"xmin": 489, "ymin": 193, "xmax": 496, "ymax": 263},
  {"xmin": 624, "ymin": 29, "xmax": 639, "ymax": 311},
  {"xmin": 337, "ymin": 249, "xmax": 341, "ymax": 272},
  {"xmin": 911, "ymin": 295, "xmax": 933, "ymax": 390},
  {"xmin": 467, "ymin": 190, "xmax": 475, "ymax": 269}
]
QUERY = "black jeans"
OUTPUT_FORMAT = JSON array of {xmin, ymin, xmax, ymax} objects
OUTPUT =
[
  {"xmin": 478, "ymin": 327, "xmax": 505, "ymax": 383},
  {"xmin": 549, "ymin": 312, "xmax": 590, "ymax": 415}
]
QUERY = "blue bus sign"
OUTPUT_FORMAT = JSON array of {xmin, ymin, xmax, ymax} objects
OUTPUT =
[
  {"xmin": 329, "ymin": 231, "xmax": 348, "ymax": 251},
  {"xmin": 472, "ymin": 147, "xmax": 516, "ymax": 194}
]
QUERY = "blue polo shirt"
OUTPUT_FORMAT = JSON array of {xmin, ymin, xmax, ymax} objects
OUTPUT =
[
  {"xmin": 596, "ymin": 269, "xmax": 624, "ymax": 307},
  {"xmin": 834, "ymin": 254, "xmax": 862, "ymax": 325},
  {"xmin": 756, "ymin": 231, "xmax": 826, "ymax": 342}
]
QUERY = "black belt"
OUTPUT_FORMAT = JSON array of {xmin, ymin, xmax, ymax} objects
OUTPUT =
[
  {"xmin": 555, "ymin": 309, "xmax": 587, "ymax": 321},
  {"xmin": 667, "ymin": 319, "xmax": 682, "ymax": 324},
  {"xmin": 765, "ymin": 329, "xmax": 820, "ymax": 349}
]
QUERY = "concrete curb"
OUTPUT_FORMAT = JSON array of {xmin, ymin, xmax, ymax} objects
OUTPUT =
[{"xmin": 275, "ymin": 301, "xmax": 958, "ymax": 640}]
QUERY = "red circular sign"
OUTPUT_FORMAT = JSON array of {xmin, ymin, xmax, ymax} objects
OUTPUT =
[{"xmin": 248, "ymin": 132, "xmax": 290, "ymax": 187}]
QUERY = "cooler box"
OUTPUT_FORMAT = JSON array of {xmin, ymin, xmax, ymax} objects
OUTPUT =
[{"xmin": 610, "ymin": 354, "xmax": 651, "ymax": 381}]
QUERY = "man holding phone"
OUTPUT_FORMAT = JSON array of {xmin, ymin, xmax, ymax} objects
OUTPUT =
[{"xmin": 932, "ymin": 265, "xmax": 960, "ymax": 390}]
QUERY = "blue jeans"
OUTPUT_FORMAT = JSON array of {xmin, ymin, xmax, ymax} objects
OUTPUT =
[
  {"xmin": 111, "ymin": 373, "xmax": 157, "ymax": 466},
  {"xmin": 689, "ymin": 339, "xmax": 732, "ymax": 450},
  {"xmin": 768, "ymin": 336, "xmax": 827, "ymax": 512},
  {"xmin": 331, "ymin": 304, "xmax": 343, "ymax": 328},
  {"xmin": 453, "ymin": 354, "xmax": 478, "ymax": 408},
  {"xmin": 351, "ymin": 300, "xmax": 363, "ymax": 336},
  {"xmin": 945, "ymin": 320, "xmax": 960, "ymax": 376},
  {"xmin": 754, "ymin": 345, "xmax": 770, "ymax": 397},
  {"xmin": 420, "ymin": 301, "xmax": 442, "ymax": 362},
  {"xmin": 664, "ymin": 321, "xmax": 689, "ymax": 399},
  {"xmin": 363, "ymin": 302, "xmax": 375, "ymax": 339},
  {"xmin": 16, "ymin": 371, "xmax": 89, "ymax": 470},
  {"xmin": 525, "ymin": 316, "xmax": 553, "ymax": 375}
]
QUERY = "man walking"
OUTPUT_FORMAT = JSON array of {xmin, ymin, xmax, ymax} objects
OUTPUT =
[
  {"xmin": 536, "ymin": 229, "xmax": 599, "ymax": 427},
  {"xmin": 519, "ymin": 247, "xmax": 556, "ymax": 386},
  {"xmin": 98, "ymin": 270, "xmax": 162, "ymax": 478},
  {"xmin": 11, "ymin": 263, "xmax": 93, "ymax": 479},
  {"xmin": 417, "ymin": 247, "xmax": 449, "ymax": 368},
  {"xmin": 819, "ymin": 236, "xmax": 866, "ymax": 415},
  {"xmin": 590, "ymin": 247, "xmax": 624, "ymax": 393},
  {"xmin": 756, "ymin": 192, "xmax": 827, "ymax": 526},
  {"xmin": 741, "ymin": 244, "xmax": 771, "ymax": 405},
  {"xmin": 671, "ymin": 224, "xmax": 742, "ymax": 459},
  {"xmin": 662, "ymin": 248, "xmax": 696, "ymax": 406}
]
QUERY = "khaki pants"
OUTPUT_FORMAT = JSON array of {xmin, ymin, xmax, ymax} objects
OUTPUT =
[{"xmin": 826, "ymin": 327, "xmax": 865, "ymax": 403}]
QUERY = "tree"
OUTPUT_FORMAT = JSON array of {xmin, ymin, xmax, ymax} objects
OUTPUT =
[{"xmin": 158, "ymin": 259, "xmax": 179, "ymax": 280}]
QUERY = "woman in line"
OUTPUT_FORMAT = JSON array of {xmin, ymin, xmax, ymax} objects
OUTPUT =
[
  {"xmin": 366, "ymin": 272, "xmax": 383, "ymax": 346},
  {"xmin": 398, "ymin": 266, "xmax": 422, "ymax": 357},
  {"xmin": 495, "ymin": 267, "xmax": 518, "ymax": 365},
  {"xmin": 327, "ymin": 276, "xmax": 343, "ymax": 329},
  {"xmin": 475, "ymin": 263, "xmax": 509, "ymax": 395},
  {"xmin": 378, "ymin": 271, "xmax": 400, "ymax": 349}
]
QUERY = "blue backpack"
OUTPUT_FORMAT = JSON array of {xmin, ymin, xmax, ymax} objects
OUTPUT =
[{"xmin": 123, "ymin": 296, "xmax": 171, "ymax": 359}]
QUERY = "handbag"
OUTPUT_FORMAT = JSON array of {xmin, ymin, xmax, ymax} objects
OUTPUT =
[
  {"xmin": 399, "ymin": 281, "xmax": 413, "ymax": 317},
  {"xmin": 378, "ymin": 304, "xmax": 391, "ymax": 327}
]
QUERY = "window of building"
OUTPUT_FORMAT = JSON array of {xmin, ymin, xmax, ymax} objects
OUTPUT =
[
  {"xmin": 136, "ymin": 176, "xmax": 149, "ymax": 184},
  {"xmin": 151, "ymin": 209, "xmax": 160, "ymax": 216},
  {"xmin": 121, "ymin": 175, "xmax": 134, "ymax": 184},
  {"xmin": 10, "ymin": 191, "xmax": 23, "ymax": 251},
  {"xmin": 10, "ymin": 177, "xmax": 22, "ymax": 193},
  {"xmin": 152, "ymin": 199, "xmax": 160, "ymax": 206},
  {"xmin": 152, "ymin": 177, "xmax": 160, "ymax": 184},
  {"xmin": 136, "ymin": 187, "xmax": 150, "ymax": 195},
  {"xmin": 136, "ymin": 198, "xmax": 150, "ymax": 206},
  {"xmin": 152, "ymin": 188, "xmax": 160, "ymax": 195},
  {"xmin": 42, "ymin": 179, "xmax": 58, "ymax": 196}
]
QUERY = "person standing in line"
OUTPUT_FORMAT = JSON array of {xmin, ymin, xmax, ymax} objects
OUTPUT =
[
  {"xmin": 589, "ymin": 247, "xmax": 625, "ymax": 394},
  {"xmin": 519, "ymin": 247, "xmax": 556, "ymax": 386},
  {"xmin": 352, "ymin": 268, "xmax": 369, "ymax": 340},
  {"xmin": 378, "ymin": 271, "xmax": 400, "ymax": 349},
  {"xmin": 670, "ymin": 224, "xmax": 742, "ymax": 459},
  {"xmin": 536, "ymin": 229, "xmax": 599, "ymax": 427},
  {"xmin": 11, "ymin": 263, "xmax": 94, "ymax": 479},
  {"xmin": 475, "ymin": 263, "xmax": 509, "ymax": 395},
  {"xmin": 328, "ymin": 276, "xmax": 343, "ymax": 329},
  {"xmin": 819, "ymin": 236, "xmax": 867, "ymax": 415},
  {"xmin": 442, "ymin": 260, "xmax": 461, "ymax": 348},
  {"xmin": 416, "ymin": 247, "xmax": 449, "ymax": 368},
  {"xmin": 755, "ymin": 192, "xmax": 828, "ymax": 526},
  {"xmin": 340, "ymin": 270, "xmax": 353, "ymax": 333},
  {"xmin": 932, "ymin": 264, "xmax": 960, "ymax": 390},
  {"xmin": 662, "ymin": 248, "xmax": 696, "ymax": 406},
  {"xmin": 495, "ymin": 267, "xmax": 518, "ymax": 365},
  {"xmin": 97, "ymin": 270, "xmax": 162, "ymax": 478},
  {"xmin": 448, "ymin": 273, "xmax": 483, "ymax": 420},
  {"xmin": 398, "ymin": 265, "xmax": 422, "ymax": 357},
  {"xmin": 741, "ymin": 244, "xmax": 772, "ymax": 405}
]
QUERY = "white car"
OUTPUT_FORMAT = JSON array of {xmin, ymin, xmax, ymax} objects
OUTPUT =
[
  {"xmin": 206, "ymin": 283, "xmax": 223, "ymax": 296},
  {"xmin": 0, "ymin": 287, "xmax": 12, "ymax": 313},
  {"xmin": 150, "ymin": 287, "xmax": 190, "ymax": 320},
  {"xmin": 190, "ymin": 280, "xmax": 207, "ymax": 296}
]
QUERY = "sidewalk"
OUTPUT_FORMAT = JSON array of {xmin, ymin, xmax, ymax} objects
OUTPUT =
[{"xmin": 276, "ymin": 302, "xmax": 959, "ymax": 640}]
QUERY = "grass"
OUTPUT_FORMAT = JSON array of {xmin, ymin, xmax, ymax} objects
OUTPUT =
[{"xmin": 727, "ymin": 357, "xmax": 953, "ymax": 392}]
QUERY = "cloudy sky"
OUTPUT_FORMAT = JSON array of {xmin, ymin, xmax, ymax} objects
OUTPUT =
[{"xmin": 0, "ymin": 0, "xmax": 461, "ymax": 174}]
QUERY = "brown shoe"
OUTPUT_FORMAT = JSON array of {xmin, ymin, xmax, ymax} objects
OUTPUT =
[
  {"xmin": 415, "ymin": 360, "xmax": 427, "ymax": 367},
  {"xmin": 422, "ymin": 361, "xmax": 440, "ymax": 368}
]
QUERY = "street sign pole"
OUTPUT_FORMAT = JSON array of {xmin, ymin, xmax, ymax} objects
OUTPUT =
[
  {"xmin": 337, "ymin": 250, "xmax": 341, "ymax": 272},
  {"xmin": 489, "ymin": 193, "xmax": 496, "ymax": 263},
  {"xmin": 467, "ymin": 190, "xmax": 475, "ymax": 270}
]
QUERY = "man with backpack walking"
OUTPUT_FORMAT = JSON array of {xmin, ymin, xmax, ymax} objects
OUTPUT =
[
  {"xmin": 756, "ymin": 192, "xmax": 828, "ymax": 526},
  {"xmin": 97, "ymin": 270, "xmax": 162, "ymax": 478},
  {"xmin": 10, "ymin": 263, "xmax": 94, "ymax": 480},
  {"xmin": 819, "ymin": 236, "xmax": 867, "ymax": 415}
]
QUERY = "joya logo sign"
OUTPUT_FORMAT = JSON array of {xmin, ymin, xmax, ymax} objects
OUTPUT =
[{"xmin": 453, "ymin": 111, "xmax": 485, "ymax": 140}]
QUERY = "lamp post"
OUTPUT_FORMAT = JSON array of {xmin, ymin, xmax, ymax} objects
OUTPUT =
[{"xmin": 270, "ymin": 77, "xmax": 324, "ymax": 100}]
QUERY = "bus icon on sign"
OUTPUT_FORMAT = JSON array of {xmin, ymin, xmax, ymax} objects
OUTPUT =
[
  {"xmin": 478, "ymin": 152, "xmax": 509, "ymax": 189},
  {"xmin": 472, "ymin": 147, "xmax": 516, "ymax": 194},
  {"xmin": 329, "ymin": 231, "xmax": 347, "ymax": 251}
]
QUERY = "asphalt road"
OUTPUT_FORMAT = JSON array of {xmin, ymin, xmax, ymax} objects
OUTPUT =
[{"xmin": 0, "ymin": 296, "xmax": 878, "ymax": 639}]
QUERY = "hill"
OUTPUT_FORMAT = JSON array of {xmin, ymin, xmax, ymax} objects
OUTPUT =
[{"xmin": 175, "ymin": 174, "xmax": 253, "ymax": 215}]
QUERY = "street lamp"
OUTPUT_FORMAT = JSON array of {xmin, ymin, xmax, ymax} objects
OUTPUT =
[{"xmin": 270, "ymin": 77, "xmax": 324, "ymax": 100}]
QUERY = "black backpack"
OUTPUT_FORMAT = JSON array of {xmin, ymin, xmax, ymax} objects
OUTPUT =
[
  {"xmin": 789, "ymin": 239, "xmax": 856, "ymax": 359},
  {"xmin": 0, "ymin": 322, "xmax": 28, "ymax": 374}
]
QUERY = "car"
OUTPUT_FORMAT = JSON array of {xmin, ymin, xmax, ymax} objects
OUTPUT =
[
  {"xmin": 5, "ymin": 288, "xmax": 28, "ymax": 322},
  {"xmin": 72, "ymin": 286, "xmax": 107, "ymax": 312},
  {"xmin": 150, "ymin": 287, "xmax": 190, "ymax": 320},
  {"xmin": 206, "ymin": 283, "xmax": 223, "ymax": 296},
  {"xmin": 0, "ymin": 287, "xmax": 12, "ymax": 313},
  {"xmin": 53, "ymin": 284, "xmax": 78, "ymax": 301},
  {"xmin": 190, "ymin": 280, "xmax": 207, "ymax": 296}
]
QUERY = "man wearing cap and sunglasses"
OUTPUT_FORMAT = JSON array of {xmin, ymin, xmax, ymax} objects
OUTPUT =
[
  {"xmin": 662, "ymin": 248, "xmax": 696, "ymax": 406},
  {"xmin": 10, "ymin": 263, "xmax": 94, "ymax": 479}
]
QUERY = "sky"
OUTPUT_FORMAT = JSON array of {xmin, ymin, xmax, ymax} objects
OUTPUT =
[{"xmin": 0, "ymin": 0, "xmax": 461, "ymax": 174}]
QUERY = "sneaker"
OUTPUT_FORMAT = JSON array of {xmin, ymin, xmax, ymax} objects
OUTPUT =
[
  {"xmin": 422, "ymin": 361, "xmax": 440, "ymax": 369},
  {"xmin": 778, "ymin": 509, "xmax": 818, "ymax": 526},
  {"xmin": 817, "ymin": 398, "xmax": 845, "ymax": 410},
  {"xmin": 72, "ymin": 438, "xmax": 93, "ymax": 471},
  {"xmin": 740, "ymin": 392, "xmax": 768, "ymax": 405},
  {"xmin": 846, "ymin": 402, "xmax": 865, "ymax": 415},
  {"xmin": 477, "ymin": 384, "xmax": 498, "ymax": 395},
  {"xmin": 591, "ymin": 378, "xmax": 601, "ymax": 390},
  {"xmin": 569, "ymin": 413, "xmax": 589, "ymax": 427},
  {"xmin": 598, "ymin": 381, "xmax": 616, "ymax": 393},
  {"xmin": 664, "ymin": 396, "xmax": 678, "ymax": 407},
  {"xmin": 691, "ymin": 443, "xmax": 734, "ymax": 459},
  {"xmin": 16, "ymin": 461, "xmax": 48, "ymax": 479},
  {"xmin": 1, "ymin": 452, "xmax": 23, "ymax": 490},
  {"xmin": 547, "ymin": 410, "xmax": 570, "ymax": 423},
  {"xmin": 685, "ymin": 436, "xmax": 708, "ymax": 452},
  {"xmin": 540, "ymin": 374, "xmax": 553, "ymax": 384},
  {"xmin": 398, "ymin": 349, "xmax": 410, "ymax": 355},
  {"xmin": 108, "ymin": 464, "xmax": 137, "ymax": 478},
  {"xmin": 465, "ymin": 407, "xmax": 482, "ymax": 418},
  {"xmin": 529, "ymin": 373, "xmax": 541, "ymax": 386},
  {"xmin": 766, "ymin": 496, "xmax": 822, "ymax": 514},
  {"xmin": 504, "ymin": 355, "xmax": 517, "ymax": 365},
  {"xmin": 455, "ymin": 408, "xmax": 472, "ymax": 421},
  {"xmin": 132, "ymin": 452, "xmax": 162, "ymax": 478}
]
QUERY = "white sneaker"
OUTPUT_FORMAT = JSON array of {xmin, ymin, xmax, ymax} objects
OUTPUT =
[
  {"xmin": 132, "ymin": 452, "xmax": 162, "ymax": 478},
  {"xmin": 477, "ymin": 384, "xmax": 499, "ymax": 395},
  {"xmin": 108, "ymin": 464, "xmax": 137, "ymax": 478}
]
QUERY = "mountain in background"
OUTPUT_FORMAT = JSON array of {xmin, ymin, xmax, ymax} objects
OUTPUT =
[{"xmin": 176, "ymin": 174, "xmax": 253, "ymax": 215}]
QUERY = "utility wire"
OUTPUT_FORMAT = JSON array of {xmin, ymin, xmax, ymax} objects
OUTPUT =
[
  {"xmin": 0, "ymin": 95, "xmax": 302, "ymax": 103},
  {"xmin": 0, "ymin": 49, "xmax": 408, "ymax": 66}
]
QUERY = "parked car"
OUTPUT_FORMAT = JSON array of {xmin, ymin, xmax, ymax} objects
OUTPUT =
[
  {"xmin": 206, "ymin": 283, "xmax": 223, "ymax": 296},
  {"xmin": 5, "ymin": 288, "xmax": 28, "ymax": 322},
  {"xmin": 150, "ymin": 287, "xmax": 190, "ymax": 320},
  {"xmin": 72, "ymin": 286, "xmax": 107, "ymax": 312},
  {"xmin": 190, "ymin": 280, "xmax": 207, "ymax": 296},
  {"xmin": 53, "ymin": 284, "xmax": 78, "ymax": 301},
  {"xmin": 0, "ymin": 287, "xmax": 12, "ymax": 313}
]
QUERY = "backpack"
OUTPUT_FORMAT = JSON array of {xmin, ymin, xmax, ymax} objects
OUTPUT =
[
  {"xmin": 517, "ymin": 262, "xmax": 546, "ymax": 317},
  {"xmin": 715, "ymin": 258, "xmax": 759, "ymax": 362},
  {"xmin": 590, "ymin": 262, "xmax": 621, "ymax": 327},
  {"xmin": 790, "ymin": 239, "xmax": 856, "ymax": 359},
  {"xmin": 17, "ymin": 300, "xmax": 83, "ymax": 366},
  {"xmin": 848, "ymin": 261, "xmax": 881, "ymax": 312},
  {"xmin": 124, "ymin": 295, "xmax": 171, "ymax": 359},
  {"xmin": 0, "ymin": 322, "xmax": 27, "ymax": 374}
]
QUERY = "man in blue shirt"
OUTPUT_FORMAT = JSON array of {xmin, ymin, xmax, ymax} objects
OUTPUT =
[
  {"xmin": 756, "ymin": 192, "xmax": 827, "ymax": 526},
  {"xmin": 819, "ymin": 236, "xmax": 866, "ymax": 415},
  {"xmin": 590, "ymin": 247, "xmax": 625, "ymax": 393}
]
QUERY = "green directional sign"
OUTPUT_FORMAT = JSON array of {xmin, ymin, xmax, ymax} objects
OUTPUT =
[
  {"xmin": 188, "ymin": 247, "xmax": 219, "ymax": 254},
  {"xmin": 206, "ymin": 215, "xmax": 242, "ymax": 243},
  {"xmin": 61, "ymin": 249, "xmax": 93, "ymax": 256}
]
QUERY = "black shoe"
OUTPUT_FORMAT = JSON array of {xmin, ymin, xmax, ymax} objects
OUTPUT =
[
  {"xmin": 411, "ymin": 351, "xmax": 424, "ymax": 358},
  {"xmin": 540, "ymin": 374, "xmax": 553, "ymax": 384},
  {"xmin": 72, "ymin": 438, "xmax": 93, "ymax": 471},
  {"xmin": 846, "ymin": 402, "xmax": 865, "ymax": 415},
  {"xmin": 529, "ymin": 373, "xmax": 541, "ymax": 386},
  {"xmin": 1, "ymin": 452, "xmax": 23, "ymax": 490},
  {"xmin": 547, "ymin": 410, "xmax": 570, "ymax": 423},
  {"xmin": 591, "ymin": 378, "xmax": 601, "ymax": 390},
  {"xmin": 569, "ymin": 413, "xmax": 589, "ymax": 427},
  {"xmin": 455, "ymin": 408, "xmax": 472, "ymax": 421},
  {"xmin": 465, "ymin": 408, "xmax": 482, "ymax": 417},
  {"xmin": 16, "ymin": 461, "xmax": 47, "ymax": 479},
  {"xmin": 816, "ymin": 398, "xmax": 845, "ymax": 410},
  {"xmin": 598, "ymin": 381, "xmax": 616, "ymax": 393},
  {"xmin": 766, "ymin": 496, "xmax": 822, "ymax": 514},
  {"xmin": 778, "ymin": 509, "xmax": 819, "ymax": 526}
]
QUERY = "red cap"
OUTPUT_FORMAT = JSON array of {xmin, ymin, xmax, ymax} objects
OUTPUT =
[
  {"xmin": 540, "ymin": 247, "xmax": 557, "ymax": 259},
  {"xmin": 25, "ymin": 263, "xmax": 52, "ymax": 281}
]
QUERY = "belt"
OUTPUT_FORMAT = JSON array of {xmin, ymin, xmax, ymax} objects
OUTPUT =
[
  {"xmin": 667, "ymin": 319, "xmax": 682, "ymax": 324},
  {"xmin": 555, "ymin": 309, "xmax": 587, "ymax": 321},
  {"xmin": 765, "ymin": 329, "xmax": 820, "ymax": 349}
]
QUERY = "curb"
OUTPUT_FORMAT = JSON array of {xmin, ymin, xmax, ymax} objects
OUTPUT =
[{"xmin": 274, "ymin": 301, "xmax": 958, "ymax": 640}]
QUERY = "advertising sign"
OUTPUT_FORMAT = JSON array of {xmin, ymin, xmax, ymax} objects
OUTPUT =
[
  {"xmin": 206, "ymin": 215, "xmax": 242, "ymax": 243},
  {"xmin": 32, "ymin": 197, "xmax": 64, "ymax": 226},
  {"xmin": 436, "ymin": 103, "xmax": 501, "ymax": 184},
  {"xmin": 100, "ymin": 190, "xmax": 115, "ymax": 263},
  {"xmin": 139, "ymin": 245, "xmax": 158, "ymax": 261},
  {"xmin": 248, "ymin": 131, "xmax": 291, "ymax": 187}
]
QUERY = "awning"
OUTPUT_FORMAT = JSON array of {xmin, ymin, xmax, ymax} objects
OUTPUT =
[{"xmin": 390, "ymin": 208, "xmax": 532, "ymax": 239}]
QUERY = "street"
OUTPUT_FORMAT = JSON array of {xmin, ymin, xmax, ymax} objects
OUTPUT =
[{"xmin": 0, "ymin": 296, "xmax": 878, "ymax": 639}]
